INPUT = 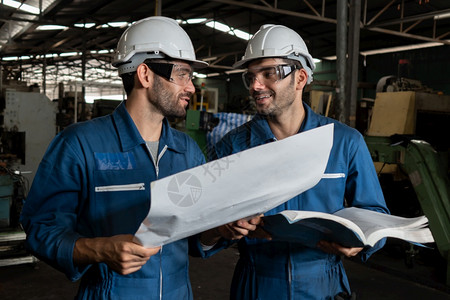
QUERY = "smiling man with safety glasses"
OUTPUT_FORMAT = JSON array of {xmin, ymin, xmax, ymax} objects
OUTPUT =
[{"xmin": 200, "ymin": 24, "xmax": 389, "ymax": 300}]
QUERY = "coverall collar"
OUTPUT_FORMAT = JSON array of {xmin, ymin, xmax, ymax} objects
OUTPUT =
[
  {"xmin": 112, "ymin": 101, "xmax": 186, "ymax": 153},
  {"xmin": 250, "ymin": 102, "xmax": 319, "ymax": 147}
]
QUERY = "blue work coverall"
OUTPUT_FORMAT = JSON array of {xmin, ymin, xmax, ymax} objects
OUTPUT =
[
  {"xmin": 20, "ymin": 101, "xmax": 205, "ymax": 299},
  {"xmin": 209, "ymin": 103, "xmax": 389, "ymax": 300}
]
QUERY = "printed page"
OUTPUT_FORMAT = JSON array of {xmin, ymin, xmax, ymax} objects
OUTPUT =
[
  {"xmin": 334, "ymin": 207, "xmax": 434, "ymax": 246},
  {"xmin": 134, "ymin": 124, "xmax": 334, "ymax": 247},
  {"xmin": 335, "ymin": 207, "xmax": 428, "ymax": 236}
]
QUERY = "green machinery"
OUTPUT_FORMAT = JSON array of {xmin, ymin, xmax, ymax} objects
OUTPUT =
[
  {"xmin": 185, "ymin": 109, "xmax": 218, "ymax": 160},
  {"xmin": 365, "ymin": 135, "xmax": 450, "ymax": 285}
]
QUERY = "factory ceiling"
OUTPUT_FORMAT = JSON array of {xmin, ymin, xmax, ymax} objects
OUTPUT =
[{"xmin": 1, "ymin": 0, "xmax": 450, "ymax": 88}]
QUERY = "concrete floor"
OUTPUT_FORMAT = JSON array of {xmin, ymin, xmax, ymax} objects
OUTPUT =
[{"xmin": 1, "ymin": 241, "xmax": 450, "ymax": 300}]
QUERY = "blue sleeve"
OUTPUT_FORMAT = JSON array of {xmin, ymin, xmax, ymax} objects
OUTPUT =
[
  {"xmin": 20, "ymin": 133, "xmax": 89, "ymax": 281},
  {"xmin": 345, "ymin": 133, "xmax": 390, "ymax": 260},
  {"xmin": 188, "ymin": 234, "xmax": 236, "ymax": 258}
]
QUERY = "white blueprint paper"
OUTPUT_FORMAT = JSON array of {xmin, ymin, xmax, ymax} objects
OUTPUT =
[{"xmin": 135, "ymin": 123, "xmax": 334, "ymax": 247}]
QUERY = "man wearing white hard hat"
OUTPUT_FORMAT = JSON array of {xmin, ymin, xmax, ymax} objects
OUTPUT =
[
  {"xmin": 21, "ymin": 16, "xmax": 207, "ymax": 299},
  {"xmin": 200, "ymin": 24, "xmax": 389, "ymax": 299}
]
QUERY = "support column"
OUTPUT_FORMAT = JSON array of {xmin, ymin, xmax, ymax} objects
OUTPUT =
[
  {"xmin": 155, "ymin": 0, "xmax": 162, "ymax": 16},
  {"xmin": 347, "ymin": 0, "xmax": 361, "ymax": 128},
  {"xmin": 42, "ymin": 57, "xmax": 47, "ymax": 95},
  {"xmin": 81, "ymin": 48, "xmax": 86, "ymax": 121},
  {"xmin": 0, "ymin": 63, "xmax": 3, "ymax": 95},
  {"xmin": 336, "ymin": 0, "xmax": 348, "ymax": 124}
]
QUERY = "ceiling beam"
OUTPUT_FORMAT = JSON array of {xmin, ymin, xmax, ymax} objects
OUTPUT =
[
  {"xmin": 367, "ymin": 26, "xmax": 450, "ymax": 45},
  {"xmin": 208, "ymin": 0, "xmax": 337, "ymax": 24}
]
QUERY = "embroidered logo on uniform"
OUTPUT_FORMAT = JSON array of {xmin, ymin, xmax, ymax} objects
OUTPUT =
[
  {"xmin": 94, "ymin": 152, "xmax": 137, "ymax": 170},
  {"xmin": 167, "ymin": 173, "xmax": 202, "ymax": 207}
]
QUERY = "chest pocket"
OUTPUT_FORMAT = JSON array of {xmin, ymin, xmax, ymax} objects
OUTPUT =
[
  {"xmin": 95, "ymin": 183, "xmax": 145, "ymax": 192},
  {"xmin": 92, "ymin": 168, "xmax": 151, "ymax": 236}
]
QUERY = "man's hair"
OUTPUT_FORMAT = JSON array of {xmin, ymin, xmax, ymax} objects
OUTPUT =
[{"xmin": 120, "ymin": 72, "xmax": 135, "ymax": 96}]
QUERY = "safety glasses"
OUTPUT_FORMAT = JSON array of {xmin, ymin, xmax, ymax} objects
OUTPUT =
[
  {"xmin": 145, "ymin": 62, "xmax": 194, "ymax": 86},
  {"xmin": 242, "ymin": 64, "xmax": 299, "ymax": 89}
]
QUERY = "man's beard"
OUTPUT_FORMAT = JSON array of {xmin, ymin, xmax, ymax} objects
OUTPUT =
[
  {"xmin": 151, "ymin": 76, "xmax": 191, "ymax": 118},
  {"xmin": 253, "ymin": 76, "xmax": 296, "ymax": 117}
]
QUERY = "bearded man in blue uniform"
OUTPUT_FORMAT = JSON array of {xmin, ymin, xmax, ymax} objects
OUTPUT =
[
  {"xmin": 21, "ymin": 16, "xmax": 208, "ymax": 299},
  {"xmin": 199, "ymin": 24, "xmax": 390, "ymax": 300}
]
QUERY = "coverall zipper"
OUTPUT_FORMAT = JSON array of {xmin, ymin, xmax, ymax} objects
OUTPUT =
[
  {"xmin": 288, "ymin": 247, "xmax": 292, "ymax": 300},
  {"xmin": 147, "ymin": 144, "xmax": 168, "ymax": 300}
]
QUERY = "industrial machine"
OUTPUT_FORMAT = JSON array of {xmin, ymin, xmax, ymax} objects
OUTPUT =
[
  {"xmin": 365, "ymin": 135, "xmax": 450, "ymax": 285},
  {"xmin": 0, "ymin": 84, "xmax": 58, "ymax": 267},
  {"xmin": 364, "ymin": 77, "xmax": 450, "ymax": 286}
]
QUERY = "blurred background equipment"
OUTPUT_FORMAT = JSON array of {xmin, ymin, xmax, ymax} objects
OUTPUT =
[{"xmin": 0, "ymin": 82, "xmax": 57, "ymax": 267}]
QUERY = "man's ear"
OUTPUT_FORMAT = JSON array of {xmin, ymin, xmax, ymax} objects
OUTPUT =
[
  {"xmin": 136, "ymin": 63, "xmax": 152, "ymax": 89},
  {"xmin": 295, "ymin": 68, "xmax": 308, "ymax": 91}
]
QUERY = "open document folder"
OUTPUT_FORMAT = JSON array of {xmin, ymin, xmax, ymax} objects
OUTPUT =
[{"xmin": 135, "ymin": 123, "xmax": 334, "ymax": 247}]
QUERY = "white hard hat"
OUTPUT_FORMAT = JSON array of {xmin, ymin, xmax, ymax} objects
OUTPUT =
[
  {"xmin": 113, "ymin": 16, "xmax": 208, "ymax": 75},
  {"xmin": 233, "ymin": 24, "xmax": 315, "ymax": 84}
]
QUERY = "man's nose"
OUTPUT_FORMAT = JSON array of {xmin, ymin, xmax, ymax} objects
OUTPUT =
[
  {"xmin": 251, "ymin": 76, "xmax": 266, "ymax": 90},
  {"xmin": 185, "ymin": 79, "xmax": 195, "ymax": 93}
]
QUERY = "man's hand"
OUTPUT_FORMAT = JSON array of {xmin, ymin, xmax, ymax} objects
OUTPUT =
[
  {"xmin": 200, "ymin": 215, "xmax": 271, "ymax": 246},
  {"xmin": 74, "ymin": 234, "xmax": 161, "ymax": 275},
  {"xmin": 316, "ymin": 240, "xmax": 363, "ymax": 257}
]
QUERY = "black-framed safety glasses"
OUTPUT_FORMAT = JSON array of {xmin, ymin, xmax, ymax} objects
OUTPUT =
[
  {"xmin": 145, "ymin": 62, "xmax": 194, "ymax": 86},
  {"xmin": 242, "ymin": 64, "xmax": 300, "ymax": 89}
]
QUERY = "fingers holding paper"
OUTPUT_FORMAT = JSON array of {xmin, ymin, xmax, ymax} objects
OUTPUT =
[
  {"xmin": 220, "ymin": 215, "xmax": 267, "ymax": 240},
  {"xmin": 200, "ymin": 215, "xmax": 271, "ymax": 245},
  {"xmin": 74, "ymin": 234, "xmax": 161, "ymax": 275},
  {"xmin": 316, "ymin": 240, "xmax": 363, "ymax": 257}
]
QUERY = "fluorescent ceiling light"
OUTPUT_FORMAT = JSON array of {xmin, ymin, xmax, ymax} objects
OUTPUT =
[
  {"xmin": 434, "ymin": 12, "xmax": 450, "ymax": 20},
  {"xmin": 193, "ymin": 72, "xmax": 207, "ymax": 78},
  {"xmin": 2, "ymin": 0, "xmax": 20, "ymax": 9},
  {"xmin": 178, "ymin": 18, "xmax": 207, "ymax": 24},
  {"xmin": 206, "ymin": 21, "xmax": 230, "ymax": 33},
  {"xmin": 2, "ymin": 0, "xmax": 40, "ymax": 14},
  {"xmin": 37, "ymin": 25, "xmax": 68, "ymax": 30},
  {"xmin": 205, "ymin": 21, "xmax": 252, "ymax": 40},
  {"xmin": 233, "ymin": 29, "xmax": 252, "ymax": 40},
  {"xmin": 177, "ymin": 19, "xmax": 252, "ymax": 40},
  {"xmin": 321, "ymin": 40, "xmax": 450, "ymax": 60},
  {"xmin": 17, "ymin": 3, "xmax": 40, "ymax": 14},
  {"xmin": 74, "ymin": 23, "xmax": 96, "ymax": 28},
  {"xmin": 207, "ymin": 72, "xmax": 220, "ymax": 77},
  {"xmin": 101, "ymin": 22, "xmax": 129, "ymax": 28},
  {"xmin": 225, "ymin": 69, "xmax": 245, "ymax": 74},
  {"xmin": 60, "ymin": 52, "xmax": 78, "ymax": 57},
  {"xmin": 360, "ymin": 40, "xmax": 448, "ymax": 56},
  {"xmin": 2, "ymin": 56, "xmax": 18, "ymax": 61}
]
